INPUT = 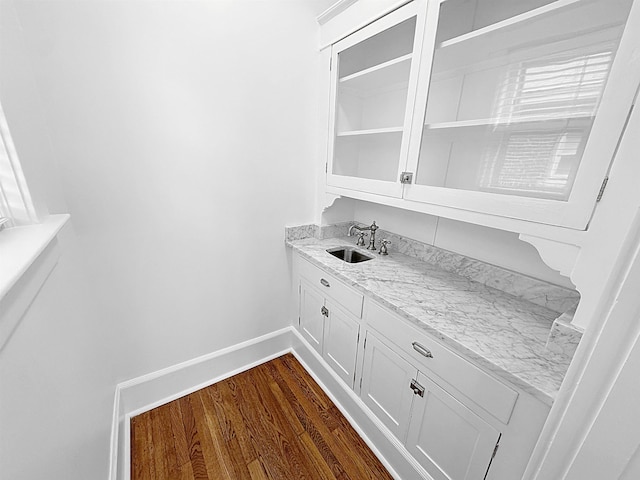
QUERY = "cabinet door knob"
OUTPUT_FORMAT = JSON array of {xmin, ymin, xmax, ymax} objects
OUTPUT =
[
  {"xmin": 321, "ymin": 306, "xmax": 329, "ymax": 317},
  {"xmin": 412, "ymin": 342, "xmax": 433, "ymax": 358},
  {"xmin": 320, "ymin": 278, "xmax": 330, "ymax": 288}
]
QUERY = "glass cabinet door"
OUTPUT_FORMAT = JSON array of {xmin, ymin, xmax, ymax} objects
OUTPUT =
[
  {"xmin": 404, "ymin": 0, "xmax": 635, "ymax": 228},
  {"xmin": 327, "ymin": 0, "xmax": 426, "ymax": 198}
]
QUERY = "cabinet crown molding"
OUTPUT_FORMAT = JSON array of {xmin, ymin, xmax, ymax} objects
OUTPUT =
[{"xmin": 317, "ymin": 0, "xmax": 359, "ymax": 25}]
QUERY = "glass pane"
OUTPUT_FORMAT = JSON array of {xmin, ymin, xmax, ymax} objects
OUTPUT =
[
  {"xmin": 331, "ymin": 17, "xmax": 417, "ymax": 181},
  {"xmin": 334, "ymin": 132, "xmax": 403, "ymax": 182},
  {"xmin": 416, "ymin": 0, "xmax": 632, "ymax": 200}
]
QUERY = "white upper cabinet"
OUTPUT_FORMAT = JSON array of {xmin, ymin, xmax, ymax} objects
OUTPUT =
[
  {"xmin": 327, "ymin": 0, "xmax": 427, "ymax": 197},
  {"xmin": 325, "ymin": 0, "xmax": 640, "ymax": 229}
]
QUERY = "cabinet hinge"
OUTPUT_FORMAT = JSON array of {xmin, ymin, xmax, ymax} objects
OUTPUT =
[
  {"xmin": 596, "ymin": 176, "xmax": 609, "ymax": 202},
  {"xmin": 325, "ymin": 162, "xmax": 328, "ymax": 174},
  {"xmin": 329, "ymin": 57, "xmax": 332, "ymax": 71},
  {"xmin": 491, "ymin": 440, "xmax": 500, "ymax": 460},
  {"xmin": 483, "ymin": 435, "xmax": 502, "ymax": 480},
  {"xmin": 363, "ymin": 337, "xmax": 367, "ymax": 350},
  {"xmin": 359, "ymin": 377, "xmax": 363, "ymax": 389}
]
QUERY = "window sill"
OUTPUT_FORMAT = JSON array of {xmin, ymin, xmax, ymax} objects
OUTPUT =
[{"xmin": 0, "ymin": 214, "xmax": 70, "ymax": 350}]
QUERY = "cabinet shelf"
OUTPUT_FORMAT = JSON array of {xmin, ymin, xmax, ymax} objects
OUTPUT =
[
  {"xmin": 340, "ymin": 54, "xmax": 412, "ymax": 92},
  {"xmin": 439, "ymin": 0, "xmax": 582, "ymax": 50},
  {"xmin": 433, "ymin": 0, "xmax": 628, "ymax": 75},
  {"xmin": 337, "ymin": 127, "xmax": 404, "ymax": 137},
  {"xmin": 425, "ymin": 115, "xmax": 593, "ymax": 131},
  {"xmin": 423, "ymin": 116, "xmax": 593, "ymax": 142}
]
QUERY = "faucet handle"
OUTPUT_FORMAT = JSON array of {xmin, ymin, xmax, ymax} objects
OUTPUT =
[
  {"xmin": 355, "ymin": 231, "xmax": 368, "ymax": 246},
  {"xmin": 378, "ymin": 239, "xmax": 391, "ymax": 255}
]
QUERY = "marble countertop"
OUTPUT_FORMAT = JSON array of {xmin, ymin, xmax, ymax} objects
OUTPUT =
[{"xmin": 288, "ymin": 236, "xmax": 572, "ymax": 406}]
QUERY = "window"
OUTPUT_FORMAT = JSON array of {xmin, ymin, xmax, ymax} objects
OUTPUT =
[{"xmin": 0, "ymin": 101, "xmax": 37, "ymax": 228}]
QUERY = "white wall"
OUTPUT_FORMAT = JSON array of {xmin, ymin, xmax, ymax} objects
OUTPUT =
[{"xmin": 0, "ymin": 1, "xmax": 324, "ymax": 478}]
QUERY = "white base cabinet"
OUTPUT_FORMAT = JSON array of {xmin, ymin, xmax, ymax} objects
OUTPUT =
[
  {"xmin": 293, "ymin": 253, "xmax": 550, "ymax": 480},
  {"xmin": 361, "ymin": 330, "xmax": 501, "ymax": 480},
  {"xmin": 322, "ymin": 299, "xmax": 361, "ymax": 387},
  {"xmin": 296, "ymin": 256, "xmax": 364, "ymax": 389},
  {"xmin": 406, "ymin": 372, "xmax": 500, "ymax": 480},
  {"xmin": 299, "ymin": 280, "xmax": 325, "ymax": 353},
  {"xmin": 360, "ymin": 332, "xmax": 417, "ymax": 442}
]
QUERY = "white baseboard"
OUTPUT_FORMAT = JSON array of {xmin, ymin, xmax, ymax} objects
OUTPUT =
[
  {"xmin": 109, "ymin": 327, "xmax": 292, "ymax": 480},
  {"xmin": 109, "ymin": 325, "xmax": 429, "ymax": 480}
]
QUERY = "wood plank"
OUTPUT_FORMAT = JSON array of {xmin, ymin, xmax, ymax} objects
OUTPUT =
[
  {"xmin": 130, "ymin": 353, "xmax": 392, "ymax": 480},
  {"xmin": 251, "ymin": 364, "xmax": 327, "ymax": 479},
  {"xmin": 131, "ymin": 413, "xmax": 152, "ymax": 480},
  {"xmin": 193, "ymin": 389, "xmax": 252, "ymax": 480},
  {"xmin": 208, "ymin": 377, "xmax": 259, "ymax": 465},
  {"xmin": 178, "ymin": 396, "xmax": 210, "ymax": 480},
  {"xmin": 169, "ymin": 399, "xmax": 191, "ymax": 468},
  {"xmin": 234, "ymin": 365, "xmax": 314, "ymax": 480},
  {"xmin": 299, "ymin": 431, "xmax": 340, "ymax": 480},
  {"xmin": 246, "ymin": 459, "xmax": 269, "ymax": 480}
]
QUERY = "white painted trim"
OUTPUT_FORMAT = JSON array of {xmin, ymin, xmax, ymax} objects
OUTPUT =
[
  {"xmin": 327, "ymin": 185, "xmax": 586, "ymax": 244},
  {"xmin": 319, "ymin": 0, "xmax": 412, "ymax": 50},
  {"xmin": 109, "ymin": 325, "xmax": 430, "ymax": 480},
  {"xmin": 110, "ymin": 327, "xmax": 293, "ymax": 480},
  {"xmin": 525, "ymin": 207, "xmax": 640, "ymax": 479},
  {"xmin": 519, "ymin": 234, "xmax": 581, "ymax": 277},
  {"xmin": 0, "ymin": 233, "xmax": 61, "ymax": 351},
  {"xmin": 0, "ymin": 214, "xmax": 69, "ymax": 302},
  {"xmin": 317, "ymin": 0, "xmax": 358, "ymax": 25},
  {"xmin": 108, "ymin": 384, "xmax": 121, "ymax": 480}
]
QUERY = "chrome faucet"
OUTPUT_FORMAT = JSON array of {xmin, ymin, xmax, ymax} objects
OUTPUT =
[{"xmin": 348, "ymin": 221, "xmax": 379, "ymax": 250}]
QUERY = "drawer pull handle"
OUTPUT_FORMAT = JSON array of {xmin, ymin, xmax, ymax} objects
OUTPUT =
[
  {"xmin": 412, "ymin": 342, "xmax": 433, "ymax": 358},
  {"xmin": 320, "ymin": 278, "xmax": 330, "ymax": 288}
]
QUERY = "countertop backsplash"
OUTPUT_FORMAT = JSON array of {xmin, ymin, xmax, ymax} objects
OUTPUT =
[{"xmin": 286, "ymin": 222, "xmax": 580, "ymax": 313}]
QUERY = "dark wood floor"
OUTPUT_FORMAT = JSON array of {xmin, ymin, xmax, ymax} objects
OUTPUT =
[{"xmin": 131, "ymin": 353, "xmax": 394, "ymax": 480}]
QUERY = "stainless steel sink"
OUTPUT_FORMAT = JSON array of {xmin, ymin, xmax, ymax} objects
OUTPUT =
[{"xmin": 326, "ymin": 246, "xmax": 374, "ymax": 264}]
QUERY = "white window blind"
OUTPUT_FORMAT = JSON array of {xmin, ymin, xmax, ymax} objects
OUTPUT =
[
  {"xmin": 0, "ymin": 102, "xmax": 37, "ymax": 227},
  {"xmin": 496, "ymin": 45, "xmax": 614, "ymax": 122},
  {"xmin": 478, "ymin": 44, "xmax": 615, "ymax": 199}
]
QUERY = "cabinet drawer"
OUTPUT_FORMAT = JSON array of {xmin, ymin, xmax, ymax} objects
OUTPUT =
[
  {"xmin": 296, "ymin": 256, "xmax": 364, "ymax": 318},
  {"xmin": 366, "ymin": 300, "xmax": 518, "ymax": 424}
]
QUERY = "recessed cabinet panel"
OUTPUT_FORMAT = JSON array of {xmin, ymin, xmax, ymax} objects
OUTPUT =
[
  {"xmin": 299, "ymin": 281, "xmax": 325, "ymax": 354},
  {"xmin": 406, "ymin": 372, "xmax": 501, "ymax": 480},
  {"xmin": 360, "ymin": 332, "xmax": 417, "ymax": 442},
  {"xmin": 323, "ymin": 300, "xmax": 360, "ymax": 388}
]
